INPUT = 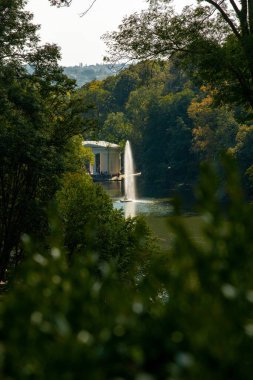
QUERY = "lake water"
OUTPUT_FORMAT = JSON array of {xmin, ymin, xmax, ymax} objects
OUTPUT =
[
  {"xmin": 101, "ymin": 181, "xmax": 173, "ymax": 217},
  {"xmin": 101, "ymin": 181, "xmax": 205, "ymax": 250},
  {"xmin": 101, "ymin": 180, "xmax": 206, "ymax": 251}
]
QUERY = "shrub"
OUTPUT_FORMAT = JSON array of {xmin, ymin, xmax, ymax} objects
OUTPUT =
[{"xmin": 1, "ymin": 156, "xmax": 253, "ymax": 379}]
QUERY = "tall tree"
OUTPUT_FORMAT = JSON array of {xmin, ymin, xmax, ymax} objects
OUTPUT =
[
  {"xmin": 140, "ymin": 87, "xmax": 196, "ymax": 195},
  {"xmin": 103, "ymin": 0, "xmax": 253, "ymax": 109},
  {"xmin": 188, "ymin": 86, "xmax": 238, "ymax": 160},
  {"xmin": 0, "ymin": 0, "xmax": 92, "ymax": 281}
]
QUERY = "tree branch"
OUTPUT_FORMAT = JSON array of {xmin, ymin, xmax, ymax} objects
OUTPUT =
[
  {"xmin": 204, "ymin": 0, "xmax": 241, "ymax": 38},
  {"xmin": 248, "ymin": 0, "xmax": 253, "ymax": 33},
  {"xmin": 238, "ymin": 0, "xmax": 250, "ymax": 36},
  {"xmin": 79, "ymin": 0, "xmax": 98, "ymax": 17},
  {"xmin": 241, "ymin": 0, "xmax": 248, "ymax": 15},
  {"xmin": 229, "ymin": 0, "xmax": 241, "ymax": 17}
]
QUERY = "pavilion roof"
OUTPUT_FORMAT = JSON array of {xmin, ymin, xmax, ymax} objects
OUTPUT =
[{"xmin": 82, "ymin": 141, "xmax": 120, "ymax": 149}]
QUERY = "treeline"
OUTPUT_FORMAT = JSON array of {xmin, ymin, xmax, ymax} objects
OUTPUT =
[{"xmin": 79, "ymin": 60, "xmax": 253, "ymax": 196}]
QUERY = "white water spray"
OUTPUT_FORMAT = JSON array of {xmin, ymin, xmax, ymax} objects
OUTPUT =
[{"xmin": 124, "ymin": 140, "xmax": 136, "ymax": 201}]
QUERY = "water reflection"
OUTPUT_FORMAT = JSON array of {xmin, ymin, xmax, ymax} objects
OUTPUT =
[
  {"xmin": 101, "ymin": 181, "xmax": 175, "ymax": 249},
  {"xmin": 114, "ymin": 199, "xmax": 172, "ymax": 218},
  {"xmin": 101, "ymin": 181, "xmax": 173, "ymax": 218},
  {"xmin": 123, "ymin": 201, "xmax": 136, "ymax": 218},
  {"xmin": 102, "ymin": 180, "xmax": 123, "ymax": 197}
]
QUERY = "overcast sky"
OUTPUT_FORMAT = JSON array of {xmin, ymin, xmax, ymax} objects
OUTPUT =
[{"xmin": 26, "ymin": 0, "xmax": 194, "ymax": 67}]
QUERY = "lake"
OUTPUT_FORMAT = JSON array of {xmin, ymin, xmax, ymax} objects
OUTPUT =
[{"xmin": 101, "ymin": 181, "xmax": 205, "ymax": 250}]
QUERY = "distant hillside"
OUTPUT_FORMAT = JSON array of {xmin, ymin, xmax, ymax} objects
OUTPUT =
[{"xmin": 63, "ymin": 63, "xmax": 124, "ymax": 87}]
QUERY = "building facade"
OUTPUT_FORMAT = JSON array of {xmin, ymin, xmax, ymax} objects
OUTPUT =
[{"xmin": 82, "ymin": 141, "xmax": 122, "ymax": 176}]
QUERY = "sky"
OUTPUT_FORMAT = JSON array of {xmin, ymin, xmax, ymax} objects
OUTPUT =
[{"xmin": 26, "ymin": 0, "xmax": 194, "ymax": 67}]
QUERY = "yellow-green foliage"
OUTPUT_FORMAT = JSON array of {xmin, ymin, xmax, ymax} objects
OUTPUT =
[{"xmin": 63, "ymin": 135, "xmax": 94, "ymax": 173}]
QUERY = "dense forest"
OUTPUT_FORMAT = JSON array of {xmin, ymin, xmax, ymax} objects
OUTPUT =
[
  {"xmin": 79, "ymin": 60, "xmax": 253, "ymax": 197},
  {"xmin": 1, "ymin": 1, "xmax": 253, "ymax": 379}
]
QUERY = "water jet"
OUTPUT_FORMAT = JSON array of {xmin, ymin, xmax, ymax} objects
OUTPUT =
[{"xmin": 120, "ymin": 140, "xmax": 140, "ymax": 203}]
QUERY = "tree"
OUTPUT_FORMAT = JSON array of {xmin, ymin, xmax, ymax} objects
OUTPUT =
[
  {"xmin": 0, "ymin": 0, "xmax": 38, "ymax": 63},
  {"xmin": 0, "ymin": 0, "xmax": 93, "ymax": 281},
  {"xmin": 229, "ymin": 123, "xmax": 253, "ymax": 190},
  {"xmin": 103, "ymin": 0, "xmax": 253, "ymax": 110},
  {"xmin": 2, "ymin": 156, "xmax": 253, "ymax": 379},
  {"xmin": 124, "ymin": 61, "xmax": 170, "ymax": 146},
  {"xmin": 188, "ymin": 86, "xmax": 238, "ymax": 160},
  {"xmin": 0, "ymin": 67, "xmax": 93, "ymax": 281},
  {"xmin": 78, "ymin": 80, "xmax": 115, "ymax": 134},
  {"xmin": 77, "ymin": 59, "xmax": 199, "ymax": 196},
  {"xmin": 140, "ymin": 86, "xmax": 197, "ymax": 195},
  {"xmin": 56, "ymin": 171, "xmax": 156, "ymax": 277},
  {"xmin": 110, "ymin": 69, "xmax": 141, "ymax": 108},
  {"xmin": 101, "ymin": 112, "xmax": 133, "ymax": 146}
]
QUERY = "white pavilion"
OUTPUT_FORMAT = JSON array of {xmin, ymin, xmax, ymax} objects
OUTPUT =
[{"xmin": 82, "ymin": 141, "xmax": 121, "ymax": 176}]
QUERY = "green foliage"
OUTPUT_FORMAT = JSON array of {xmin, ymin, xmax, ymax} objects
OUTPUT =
[
  {"xmin": 230, "ymin": 124, "xmax": 253, "ymax": 168},
  {"xmin": 101, "ymin": 112, "xmax": 133, "ymax": 146},
  {"xmin": 0, "ymin": 0, "xmax": 94, "ymax": 279},
  {"xmin": 189, "ymin": 87, "xmax": 239, "ymax": 160},
  {"xmin": 62, "ymin": 135, "xmax": 94, "ymax": 173},
  {"xmin": 56, "ymin": 171, "xmax": 156, "ymax": 276},
  {"xmin": 229, "ymin": 123, "xmax": 253, "ymax": 190},
  {"xmin": 0, "ymin": 0, "xmax": 39, "ymax": 63},
  {"xmin": 0, "ymin": 65, "xmax": 91, "ymax": 279},
  {"xmin": 104, "ymin": 0, "xmax": 253, "ymax": 110},
  {"xmin": 140, "ymin": 87, "xmax": 196, "ymax": 195},
  {"xmin": 1, "ymin": 156, "xmax": 253, "ymax": 379},
  {"xmin": 81, "ymin": 61, "xmax": 199, "ymax": 196},
  {"xmin": 78, "ymin": 80, "xmax": 115, "ymax": 130},
  {"xmin": 79, "ymin": 58, "xmax": 253, "ymax": 197},
  {"xmin": 110, "ymin": 70, "xmax": 141, "ymax": 108}
]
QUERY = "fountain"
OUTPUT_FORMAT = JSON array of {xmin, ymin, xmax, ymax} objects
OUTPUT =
[{"xmin": 121, "ymin": 140, "xmax": 140, "ymax": 202}]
